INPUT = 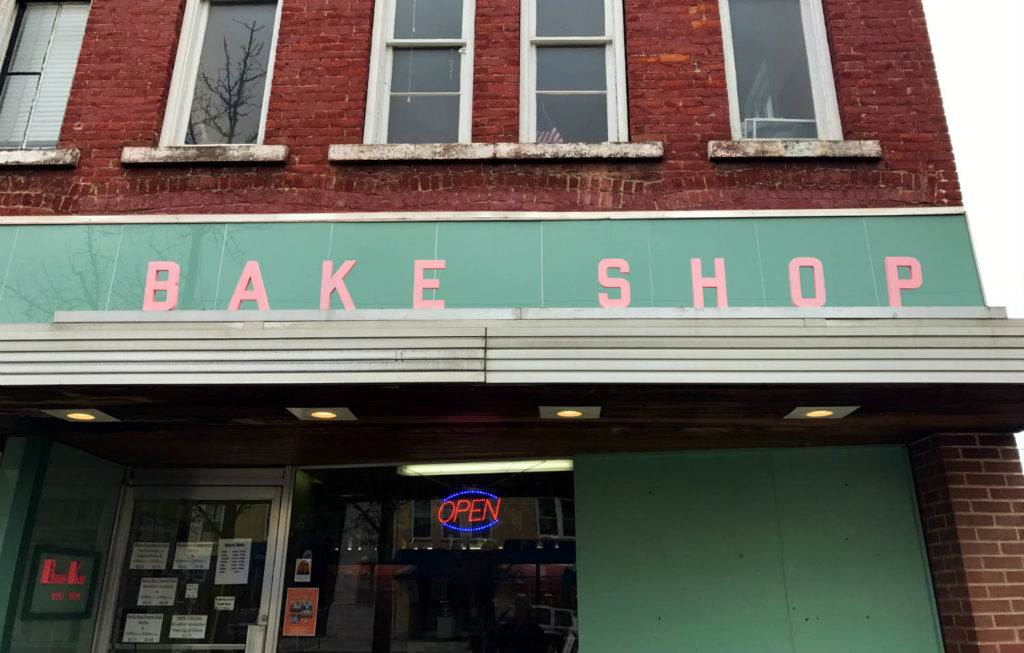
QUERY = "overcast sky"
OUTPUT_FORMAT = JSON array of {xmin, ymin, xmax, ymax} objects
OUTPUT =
[
  {"xmin": 921, "ymin": 0, "xmax": 1024, "ymax": 317},
  {"xmin": 921, "ymin": 0, "xmax": 1024, "ymax": 447}
]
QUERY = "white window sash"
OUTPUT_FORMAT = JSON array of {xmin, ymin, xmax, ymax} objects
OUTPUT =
[
  {"xmin": 159, "ymin": 0, "xmax": 283, "ymax": 146},
  {"xmin": 364, "ymin": 0, "xmax": 475, "ymax": 144},
  {"xmin": 718, "ymin": 0, "xmax": 841, "ymax": 140},
  {"xmin": 519, "ymin": 0, "xmax": 627, "ymax": 143}
]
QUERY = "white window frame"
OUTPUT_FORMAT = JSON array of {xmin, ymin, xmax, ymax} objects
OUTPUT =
[
  {"xmin": 159, "ymin": 0, "xmax": 283, "ymax": 146},
  {"xmin": 519, "ymin": 0, "xmax": 627, "ymax": 143},
  {"xmin": 536, "ymin": 497, "xmax": 574, "ymax": 539},
  {"xmin": 0, "ymin": 0, "xmax": 89, "ymax": 149},
  {"xmin": 364, "ymin": 0, "xmax": 475, "ymax": 144},
  {"xmin": 718, "ymin": 0, "xmax": 842, "ymax": 140}
]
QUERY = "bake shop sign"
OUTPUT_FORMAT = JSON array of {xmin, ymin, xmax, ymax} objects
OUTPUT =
[{"xmin": 141, "ymin": 256, "xmax": 925, "ymax": 310}]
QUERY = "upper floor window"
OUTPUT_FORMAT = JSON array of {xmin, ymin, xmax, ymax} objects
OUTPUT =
[
  {"xmin": 160, "ymin": 0, "xmax": 280, "ymax": 145},
  {"xmin": 520, "ymin": 0, "xmax": 627, "ymax": 143},
  {"xmin": 719, "ymin": 0, "xmax": 841, "ymax": 140},
  {"xmin": 364, "ymin": 0, "xmax": 474, "ymax": 144},
  {"xmin": 0, "ymin": 1, "xmax": 88, "ymax": 149}
]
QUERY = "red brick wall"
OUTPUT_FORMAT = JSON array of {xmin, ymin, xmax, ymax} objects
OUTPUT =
[
  {"xmin": 0, "ymin": 0, "xmax": 960, "ymax": 215},
  {"xmin": 911, "ymin": 434, "xmax": 1024, "ymax": 653}
]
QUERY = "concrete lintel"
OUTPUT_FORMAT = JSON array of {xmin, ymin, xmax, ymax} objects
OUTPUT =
[
  {"xmin": 0, "ymin": 148, "xmax": 80, "ymax": 167},
  {"xmin": 121, "ymin": 144, "xmax": 289, "ymax": 166},
  {"xmin": 708, "ymin": 139, "xmax": 883, "ymax": 160},
  {"xmin": 329, "ymin": 141, "xmax": 664, "ymax": 163}
]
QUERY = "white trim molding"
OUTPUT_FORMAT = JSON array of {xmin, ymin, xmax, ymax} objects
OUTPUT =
[{"xmin": 0, "ymin": 206, "xmax": 967, "ymax": 226}]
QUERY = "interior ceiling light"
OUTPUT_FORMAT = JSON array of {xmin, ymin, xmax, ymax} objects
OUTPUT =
[
  {"xmin": 783, "ymin": 406, "xmax": 860, "ymax": 420},
  {"xmin": 539, "ymin": 406, "xmax": 601, "ymax": 419},
  {"xmin": 287, "ymin": 407, "xmax": 356, "ymax": 421},
  {"xmin": 41, "ymin": 408, "xmax": 119, "ymax": 423},
  {"xmin": 398, "ymin": 459, "xmax": 574, "ymax": 476}
]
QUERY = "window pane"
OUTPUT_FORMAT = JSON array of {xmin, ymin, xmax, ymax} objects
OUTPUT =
[
  {"xmin": 537, "ymin": 46, "xmax": 606, "ymax": 91},
  {"xmin": 279, "ymin": 468, "xmax": 577, "ymax": 653},
  {"xmin": 536, "ymin": 0, "xmax": 604, "ymax": 37},
  {"xmin": 24, "ymin": 3, "xmax": 89, "ymax": 148},
  {"xmin": 391, "ymin": 48, "xmax": 461, "ymax": 93},
  {"xmin": 393, "ymin": 0, "xmax": 462, "ymax": 39},
  {"xmin": 8, "ymin": 4, "xmax": 59, "ymax": 73},
  {"xmin": 110, "ymin": 499, "xmax": 273, "ymax": 652},
  {"xmin": 728, "ymin": 0, "xmax": 817, "ymax": 138},
  {"xmin": 186, "ymin": 1, "xmax": 277, "ymax": 145},
  {"xmin": 0, "ymin": 75, "xmax": 38, "ymax": 147},
  {"xmin": 387, "ymin": 94, "xmax": 459, "ymax": 143},
  {"xmin": 536, "ymin": 93, "xmax": 607, "ymax": 142}
]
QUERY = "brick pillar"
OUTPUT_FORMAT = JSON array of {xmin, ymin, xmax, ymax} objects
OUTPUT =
[{"xmin": 910, "ymin": 434, "xmax": 1024, "ymax": 653}]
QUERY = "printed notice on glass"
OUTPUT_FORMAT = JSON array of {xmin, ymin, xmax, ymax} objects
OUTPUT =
[
  {"xmin": 129, "ymin": 542, "xmax": 170, "ymax": 570},
  {"xmin": 123, "ymin": 613, "xmax": 163, "ymax": 643},
  {"xmin": 169, "ymin": 614, "xmax": 208, "ymax": 639},
  {"xmin": 137, "ymin": 577, "xmax": 177, "ymax": 606},
  {"xmin": 214, "ymin": 538, "xmax": 251, "ymax": 585},
  {"xmin": 173, "ymin": 542, "xmax": 215, "ymax": 570},
  {"xmin": 184, "ymin": 583, "xmax": 199, "ymax": 599},
  {"xmin": 214, "ymin": 596, "xmax": 235, "ymax": 611}
]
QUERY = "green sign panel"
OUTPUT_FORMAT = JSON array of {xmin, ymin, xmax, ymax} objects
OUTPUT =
[{"xmin": 0, "ymin": 215, "xmax": 982, "ymax": 323}]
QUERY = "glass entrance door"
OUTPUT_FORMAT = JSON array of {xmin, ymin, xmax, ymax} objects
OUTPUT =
[{"xmin": 100, "ymin": 487, "xmax": 281, "ymax": 652}]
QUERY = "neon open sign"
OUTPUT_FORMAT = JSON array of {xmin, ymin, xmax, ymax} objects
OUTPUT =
[{"xmin": 437, "ymin": 490, "xmax": 501, "ymax": 532}]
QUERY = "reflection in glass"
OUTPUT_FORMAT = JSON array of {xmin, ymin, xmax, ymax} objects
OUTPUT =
[
  {"xmin": 393, "ymin": 0, "xmax": 463, "ymax": 39},
  {"xmin": 536, "ymin": 95, "xmax": 607, "ymax": 143},
  {"xmin": 728, "ymin": 0, "xmax": 817, "ymax": 138},
  {"xmin": 537, "ymin": 47, "xmax": 606, "ymax": 92},
  {"xmin": 536, "ymin": 0, "xmax": 604, "ymax": 37},
  {"xmin": 388, "ymin": 48, "xmax": 461, "ymax": 143},
  {"xmin": 535, "ymin": 47, "xmax": 607, "ymax": 143},
  {"xmin": 110, "ymin": 499, "xmax": 272, "ymax": 651},
  {"xmin": 280, "ymin": 468, "xmax": 578, "ymax": 652},
  {"xmin": 187, "ymin": 1, "xmax": 277, "ymax": 144}
]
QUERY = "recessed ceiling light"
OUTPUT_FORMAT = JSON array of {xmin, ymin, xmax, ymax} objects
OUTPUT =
[
  {"xmin": 41, "ymin": 408, "xmax": 119, "ymax": 423},
  {"xmin": 783, "ymin": 406, "xmax": 859, "ymax": 420},
  {"xmin": 286, "ymin": 407, "xmax": 356, "ymax": 421},
  {"xmin": 66, "ymin": 412, "xmax": 96, "ymax": 421},
  {"xmin": 539, "ymin": 406, "xmax": 601, "ymax": 419},
  {"xmin": 398, "ymin": 459, "xmax": 573, "ymax": 476}
]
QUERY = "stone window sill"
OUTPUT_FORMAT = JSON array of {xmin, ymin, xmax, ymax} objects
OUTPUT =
[
  {"xmin": 121, "ymin": 144, "xmax": 288, "ymax": 166},
  {"xmin": 708, "ymin": 139, "xmax": 882, "ymax": 160},
  {"xmin": 0, "ymin": 148, "xmax": 79, "ymax": 167},
  {"xmin": 329, "ymin": 141, "xmax": 664, "ymax": 163}
]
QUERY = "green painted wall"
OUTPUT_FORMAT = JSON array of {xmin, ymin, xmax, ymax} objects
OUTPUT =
[
  {"xmin": 574, "ymin": 446, "xmax": 943, "ymax": 653},
  {"xmin": 0, "ymin": 215, "xmax": 982, "ymax": 322}
]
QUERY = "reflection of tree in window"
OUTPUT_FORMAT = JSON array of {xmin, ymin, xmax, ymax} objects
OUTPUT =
[{"xmin": 186, "ymin": 2, "xmax": 276, "ymax": 144}]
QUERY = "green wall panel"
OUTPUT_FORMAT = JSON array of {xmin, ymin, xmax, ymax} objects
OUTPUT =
[
  {"xmin": 0, "ymin": 215, "xmax": 983, "ymax": 322},
  {"xmin": 574, "ymin": 447, "xmax": 943, "ymax": 653}
]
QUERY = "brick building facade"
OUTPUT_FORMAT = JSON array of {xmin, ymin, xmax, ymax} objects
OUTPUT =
[{"xmin": 0, "ymin": 0, "xmax": 1021, "ymax": 651}]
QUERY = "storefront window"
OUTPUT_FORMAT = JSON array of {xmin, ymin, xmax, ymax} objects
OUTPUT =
[
  {"xmin": 281, "ymin": 466, "xmax": 578, "ymax": 652},
  {"xmin": 107, "ymin": 495, "xmax": 275, "ymax": 651}
]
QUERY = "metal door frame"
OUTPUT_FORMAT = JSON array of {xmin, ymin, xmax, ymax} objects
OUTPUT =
[{"xmin": 92, "ymin": 470, "xmax": 293, "ymax": 653}]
